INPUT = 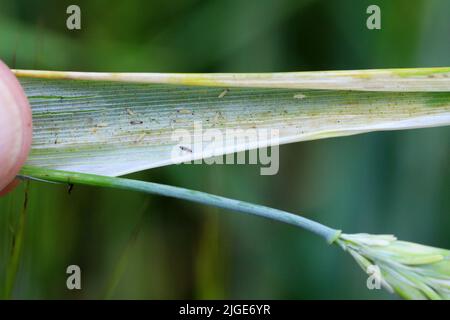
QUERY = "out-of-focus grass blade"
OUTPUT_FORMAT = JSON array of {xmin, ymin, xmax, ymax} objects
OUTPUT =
[{"xmin": 15, "ymin": 68, "xmax": 450, "ymax": 176}]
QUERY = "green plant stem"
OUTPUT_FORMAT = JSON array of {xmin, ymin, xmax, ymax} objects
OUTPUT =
[{"xmin": 19, "ymin": 166, "xmax": 341, "ymax": 244}]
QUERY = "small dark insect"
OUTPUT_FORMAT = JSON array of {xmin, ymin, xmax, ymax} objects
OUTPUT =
[
  {"xmin": 177, "ymin": 108, "xmax": 192, "ymax": 114},
  {"xmin": 130, "ymin": 120, "xmax": 143, "ymax": 125},
  {"xmin": 179, "ymin": 145, "xmax": 193, "ymax": 153},
  {"xmin": 68, "ymin": 183, "xmax": 74, "ymax": 194}
]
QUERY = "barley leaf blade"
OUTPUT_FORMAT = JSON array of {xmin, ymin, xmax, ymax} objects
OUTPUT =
[{"xmin": 18, "ymin": 69, "xmax": 450, "ymax": 176}]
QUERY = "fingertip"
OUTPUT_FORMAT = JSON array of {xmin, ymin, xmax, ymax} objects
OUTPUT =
[{"xmin": 0, "ymin": 60, "xmax": 33, "ymax": 196}]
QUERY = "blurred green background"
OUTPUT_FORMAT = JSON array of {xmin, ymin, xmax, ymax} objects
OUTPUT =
[{"xmin": 0, "ymin": 0, "xmax": 449, "ymax": 299}]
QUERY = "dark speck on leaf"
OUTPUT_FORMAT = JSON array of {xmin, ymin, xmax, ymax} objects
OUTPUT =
[{"xmin": 179, "ymin": 145, "xmax": 193, "ymax": 153}]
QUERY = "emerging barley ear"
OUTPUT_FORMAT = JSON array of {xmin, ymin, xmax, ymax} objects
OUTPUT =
[
  {"xmin": 335, "ymin": 233, "xmax": 450, "ymax": 300},
  {"xmin": 17, "ymin": 166, "xmax": 450, "ymax": 300}
]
